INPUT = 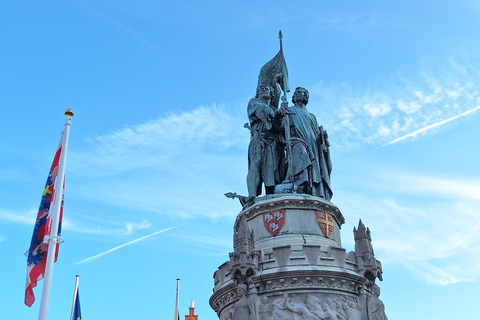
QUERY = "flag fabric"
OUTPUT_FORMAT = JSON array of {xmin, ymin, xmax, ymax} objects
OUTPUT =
[
  {"xmin": 257, "ymin": 33, "xmax": 290, "ymax": 110},
  {"xmin": 257, "ymin": 47, "xmax": 289, "ymax": 94},
  {"xmin": 73, "ymin": 289, "xmax": 82, "ymax": 320},
  {"xmin": 25, "ymin": 134, "xmax": 65, "ymax": 307}
]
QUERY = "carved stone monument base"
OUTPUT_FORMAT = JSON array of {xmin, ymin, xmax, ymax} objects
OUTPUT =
[{"xmin": 210, "ymin": 195, "xmax": 387, "ymax": 320}]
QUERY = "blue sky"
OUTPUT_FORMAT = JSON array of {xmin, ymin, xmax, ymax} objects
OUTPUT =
[{"xmin": 1, "ymin": 1, "xmax": 480, "ymax": 319}]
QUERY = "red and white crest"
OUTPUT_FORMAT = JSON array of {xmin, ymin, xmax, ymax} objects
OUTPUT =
[
  {"xmin": 317, "ymin": 211, "xmax": 334, "ymax": 237},
  {"xmin": 263, "ymin": 209, "xmax": 285, "ymax": 236}
]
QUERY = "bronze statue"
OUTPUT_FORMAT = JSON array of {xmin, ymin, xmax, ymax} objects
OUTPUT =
[
  {"xmin": 235, "ymin": 31, "xmax": 333, "ymax": 207},
  {"xmin": 246, "ymin": 85, "xmax": 286, "ymax": 199},
  {"xmin": 278, "ymin": 87, "xmax": 332, "ymax": 200}
]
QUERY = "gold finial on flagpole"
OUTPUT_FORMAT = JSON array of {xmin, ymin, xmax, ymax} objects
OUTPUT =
[{"xmin": 64, "ymin": 109, "xmax": 74, "ymax": 117}]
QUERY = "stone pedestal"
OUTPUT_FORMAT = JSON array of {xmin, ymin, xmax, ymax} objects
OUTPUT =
[{"xmin": 210, "ymin": 195, "xmax": 387, "ymax": 320}]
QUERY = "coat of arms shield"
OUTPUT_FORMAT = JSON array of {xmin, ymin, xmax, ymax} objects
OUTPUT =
[
  {"xmin": 263, "ymin": 209, "xmax": 285, "ymax": 236},
  {"xmin": 317, "ymin": 211, "xmax": 334, "ymax": 237}
]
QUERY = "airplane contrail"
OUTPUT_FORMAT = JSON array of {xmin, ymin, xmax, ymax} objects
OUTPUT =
[
  {"xmin": 73, "ymin": 226, "xmax": 177, "ymax": 265},
  {"xmin": 383, "ymin": 105, "xmax": 480, "ymax": 147}
]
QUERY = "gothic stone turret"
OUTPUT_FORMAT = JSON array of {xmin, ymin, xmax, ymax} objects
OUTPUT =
[
  {"xmin": 229, "ymin": 214, "xmax": 260, "ymax": 283},
  {"xmin": 348, "ymin": 220, "xmax": 383, "ymax": 283}
]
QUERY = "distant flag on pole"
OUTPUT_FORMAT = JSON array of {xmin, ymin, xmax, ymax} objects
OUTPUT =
[
  {"xmin": 24, "ymin": 134, "xmax": 65, "ymax": 307},
  {"xmin": 72, "ymin": 289, "xmax": 81, "ymax": 320},
  {"xmin": 174, "ymin": 279, "xmax": 180, "ymax": 320},
  {"xmin": 70, "ymin": 275, "xmax": 81, "ymax": 320}
]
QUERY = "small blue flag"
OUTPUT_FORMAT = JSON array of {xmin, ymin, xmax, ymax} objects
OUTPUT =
[{"xmin": 73, "ymin": 289, "xmax": 82, "ymax": 320}]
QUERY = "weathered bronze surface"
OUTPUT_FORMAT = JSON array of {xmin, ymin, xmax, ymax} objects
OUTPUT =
[{"xmin": 245, "ymin": 32, "xmax": 332, "ymax": 205}]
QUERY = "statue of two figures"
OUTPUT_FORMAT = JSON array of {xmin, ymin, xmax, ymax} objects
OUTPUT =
[{"xmin": 245, "ymin": 32, "xmax": 332, "ymax": 206}]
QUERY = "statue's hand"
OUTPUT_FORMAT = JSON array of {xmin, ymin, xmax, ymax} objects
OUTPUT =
[
  {"xmin": 273, "ymin": 73, "xmax": 282, "ymax": 83},
  {"xmin": 275, "ymin": 107, "xmax": 286, "ymax": 117}
]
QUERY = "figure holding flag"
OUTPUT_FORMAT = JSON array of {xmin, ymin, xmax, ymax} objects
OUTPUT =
[{"xmin": 246, "ymin": 31, "xmax": 289, "ymax": 201}]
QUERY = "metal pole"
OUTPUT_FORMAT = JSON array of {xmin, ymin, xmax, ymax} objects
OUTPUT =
[
  {"xmin": 174, "ymin": 279, "xmax": 180, "ymax": 320},
  {"xmin": 69, "ymin": 275, "xmax": 80, "ymax": 320},
  {"xmin": 38, "ymin": 109, "xmax": 74, "ymax": 320},
  {"xmin": 281, "ymin": 95, "xmax": 293, "ymax": 183}
]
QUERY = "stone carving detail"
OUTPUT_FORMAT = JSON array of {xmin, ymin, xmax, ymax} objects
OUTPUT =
[
  {"xmin": 262, "ymin": 293, "xmax": 365, "ymax": 320},
  {"xmin": 367, "ymin": 285, "xmax": 388, "ymax": 320},
  {"xmin": 211, "ymin": 288, "xmax": 236, "ymax": 313},
  {"xmin": 257, "ymin": 276, "xmax": 361, "ymax": 295},
  {"xmin": 317, "ymin": 211, "xmax": 334, "ymax": 237},
  {"xmin": 257, "ymin": 296, "xmax": 273, "ymax": 320},
  {"xmin": 232, "ymin": 284, "xmax": 256, "ymax": 320},
  {"xmin": 211, "ymin": 291, "xmax": 237, "ymax": 312},
  {"xmin": 263, "ymin": 209, "xmax": 286, "ymax": 235}
]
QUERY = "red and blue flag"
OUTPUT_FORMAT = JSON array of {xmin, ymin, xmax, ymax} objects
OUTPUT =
[{"xmin": 25, "ymin": 135, "xmax": 64, "ymax": 307}]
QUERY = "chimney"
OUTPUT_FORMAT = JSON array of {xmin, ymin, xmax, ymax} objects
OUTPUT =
[{"xmin": 185, "ymin": 301, "xmax": 198, "ymax": 320}]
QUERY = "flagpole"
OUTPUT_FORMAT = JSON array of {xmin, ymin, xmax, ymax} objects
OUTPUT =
[
  {"xmin": 69, "ymin": 275, "xmax": 80, "ymax": 320},
  {"xmin": 174, "ymin": 279, "xmax": 180, "ymax": 320},
  {"xmin": 38, "ymin": 109, "xmax": 74, "ymax": 320}
]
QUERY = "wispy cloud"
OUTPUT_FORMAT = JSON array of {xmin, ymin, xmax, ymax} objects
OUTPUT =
[
  {"xmin": 309, "ymin": 56, "xmax": 480, "ymax": 149},
  {"xmin": 73, "ymin": 226, "xmax": 177, "ymax": 265},
  {"xmin": 383, "ymin": 105, "xmax": 480, "ymax": 146},
  {"xmin": 67, "ymin": 104, "xmax": 246, "ymax": 221},
  {"xmin": 125, "ymin": 219, "xmax": 151, "ymax": 235},
  {"xmin": 69, "ymin": 105, "xmax": 247, "ymax": 177},
  {"xmin": 0, "ymin": 207, "xmax": 153, "ymax": 238},
  {"xmin": 0, "ymin": 209, "xmax": 37, "ymax": 225},
  {"xmin": 73, "ymin": 0, "xmax": 154, "ymax": 50},
  {"xmin": 62, "ymin": 217, "xmax": 152, "ymax": 236},
  {"xmin": 338, "ymin": 168, "xmax": 480, "ymax": 285}
]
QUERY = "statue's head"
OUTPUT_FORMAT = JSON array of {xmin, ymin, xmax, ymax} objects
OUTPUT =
[
  {"xmin": 236, "ymin": 283, "xmax": 247, "ymax": 296},
  {"xmin": 292, "ymin": 87, "xmax": 309, "ymax": 106},
  {"xmin": 256, "ymin": 84, "xmax": 274, "ymax": 101}
]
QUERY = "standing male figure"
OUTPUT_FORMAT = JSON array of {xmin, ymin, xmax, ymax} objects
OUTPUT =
[
  {"xmin": 246, "ymin": 85, "xmax": 286, "ymax": 200},
  {"xmin": 281, "ymin": 87, "xmax": 332, "ymax": 199}
]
